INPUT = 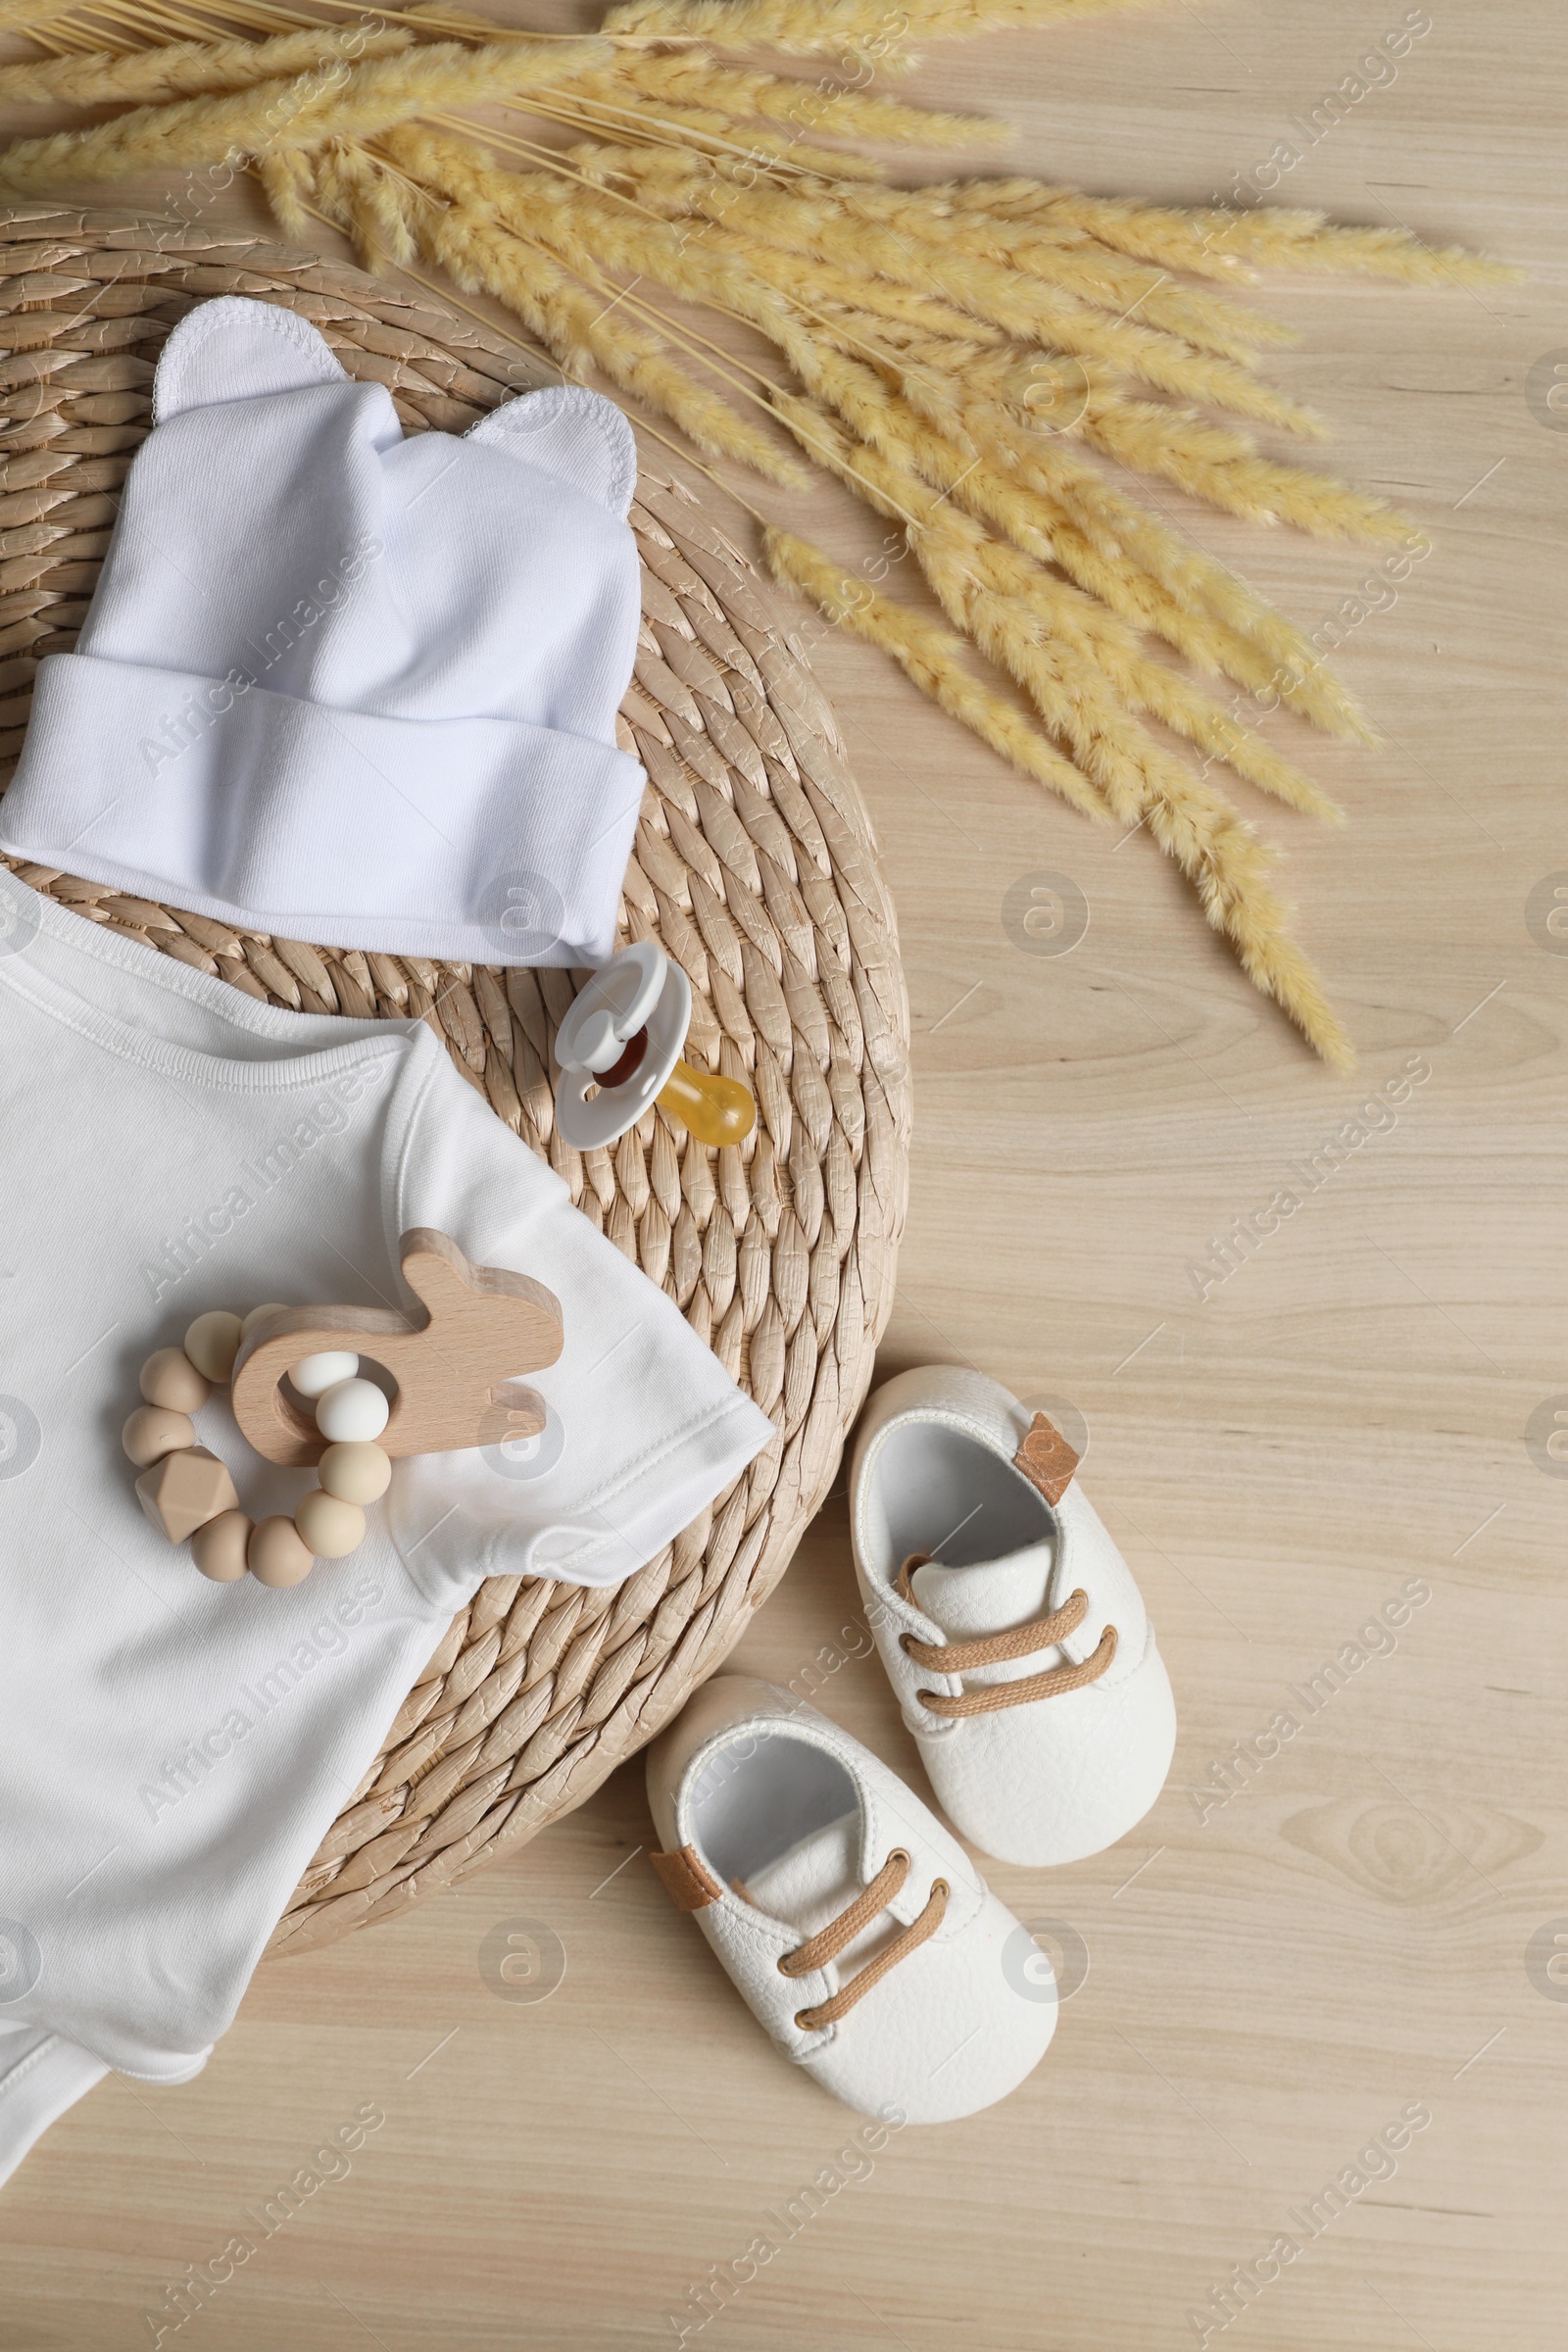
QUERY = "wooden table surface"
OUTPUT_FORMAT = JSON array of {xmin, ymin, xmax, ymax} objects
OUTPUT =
[{"xmin": 1, "ymin": 3, "xmax": 1563, "ymax": 2345}]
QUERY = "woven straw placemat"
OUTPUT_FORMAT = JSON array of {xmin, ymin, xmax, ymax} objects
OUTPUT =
[{"xmin": 0, "ymin": 204, "xmax": 910, "ymax": 1953}]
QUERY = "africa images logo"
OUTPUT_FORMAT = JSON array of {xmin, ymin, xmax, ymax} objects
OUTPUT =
[{"xmin": 0, "ymin": 1396, "xmax": 42, "ymax": 1482}]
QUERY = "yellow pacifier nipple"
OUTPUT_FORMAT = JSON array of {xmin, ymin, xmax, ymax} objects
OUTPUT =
[{"xmin": 657, "ymin": 1058, "xmax": 757, "ymax": 1148}]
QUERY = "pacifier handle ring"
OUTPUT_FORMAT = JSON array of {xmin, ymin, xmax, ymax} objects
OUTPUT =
[
  {"xmin": 554, "ymin": 947, "xmax": 694, "ymax": 1151},
  {"xmin": 556, "ymin": 940, "xmax": 667, "ymax": 1072}
]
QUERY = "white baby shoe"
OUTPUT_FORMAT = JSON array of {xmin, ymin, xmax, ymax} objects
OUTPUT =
[
  {"xmin": 851, "ymin": 1366, "xmax": 1176, "ymax": 1868},
  {"xmin": 645, "ymin": 1675, "xmax": 1057, "ymax": 2124}
]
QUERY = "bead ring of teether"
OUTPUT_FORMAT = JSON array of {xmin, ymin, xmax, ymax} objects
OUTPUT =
[{"xmin": 123, "ymin": 1306, "xmax": 394, "ymax": 1588}]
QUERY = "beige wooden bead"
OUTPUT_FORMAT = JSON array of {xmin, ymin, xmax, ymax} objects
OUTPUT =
[
  {"xmin": 191, "ymin": 1509, "xmax": 253, "ymax": 1583},
  {"xmin": 318, "ymin": 1441, "xmax": 392, "ymax": 1505},
  {"xmin": 241, "ymin": 1302, "xmax": 288, "ymax": 1342},
  {"xmin": 135, "ymin": 1446, "xmax": 239, "ymax": 1544},
  {"xmin": 294, "ymin": 1489, "xmax": 366, "ymax": 1559},
  {"xmin": 122, "ymin": 1404, "xmax": 195, "ymax": 1467},
  {"xmin": 184, "ymin": 1309, "xmax": 243, "ymax": 1385},
  {"xmin": 248, "ymin": 1514, "xmax": 314, "ymax": 1588},
  {"xmin": 140, "ymin": 1347, "xmax": 210, "ymax": 1413}
]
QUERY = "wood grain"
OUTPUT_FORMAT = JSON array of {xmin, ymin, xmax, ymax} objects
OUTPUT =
[
  {"xmin": 231, "ymin": 1230, "xmax": 563, "ymax": 1466},
  {"xmin": 0, "ymin": 2, "xmax": 1562, "ymax": 2347}
]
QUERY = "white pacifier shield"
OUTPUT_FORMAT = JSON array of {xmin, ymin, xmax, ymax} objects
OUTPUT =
[{"xmin": 555, "ymin": 943, "xmax": 691, "ymax": 1150}]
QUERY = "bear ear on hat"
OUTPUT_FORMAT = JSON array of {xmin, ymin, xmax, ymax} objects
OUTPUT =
[
  {"xmin": 153, "ymin": 295, "xmax": 348, "ymax": 423},
  {"xmin": 466, "ymin": 385, "xmax": 636, "ymax": 519}
]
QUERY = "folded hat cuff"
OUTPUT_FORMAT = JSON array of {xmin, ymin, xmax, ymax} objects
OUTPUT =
[{"xmin": 0, "ymin": 654, "xmax": 647, "ymax": 967}]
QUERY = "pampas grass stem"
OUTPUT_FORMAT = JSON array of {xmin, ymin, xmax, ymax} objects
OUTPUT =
[{"xmin": 0, "ymin": 0, "xmax": 1505, "ymax": 1062}]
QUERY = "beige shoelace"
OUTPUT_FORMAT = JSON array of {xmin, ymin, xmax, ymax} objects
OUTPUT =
[
  {"xmin": 896, "ymin": 1554, "xmax": 1118, "ymax": 1718},
  {"xmin": 775, "ymin": 1847, "xmax": 948, "ymax": 2033}
]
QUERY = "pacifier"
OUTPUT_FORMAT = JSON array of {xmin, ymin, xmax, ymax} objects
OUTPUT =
[{"xmin": 554, "ymin": 942, "xmax": 757, "ymax": 1151}]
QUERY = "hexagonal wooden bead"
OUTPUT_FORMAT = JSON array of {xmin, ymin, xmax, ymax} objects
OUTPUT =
[
  {"xmin": 139, "ymin": 1348, "xmax": 210, "ymax": 1414},
  {"xmin": 134, "ymin": 1446, "xmax": 239, "ymax": 1544}
]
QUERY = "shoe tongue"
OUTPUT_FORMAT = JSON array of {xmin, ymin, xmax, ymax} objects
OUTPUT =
[
  {"xmin": 909, "ymin": 1540, "xmax": 1055, "ymax": 1640},
  {"xmin": 744, "ymin": 1811, "xmax": 860, "ymax": 1937}
]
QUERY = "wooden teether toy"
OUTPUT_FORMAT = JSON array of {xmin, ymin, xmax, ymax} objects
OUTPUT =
[
  {"xmin": 122, "ymin": 1232, "xmax": 564, "ymax": 1588},
  {"xmin": 554, "ymin": 942, "xmax": 756, "ymax": 1152}
]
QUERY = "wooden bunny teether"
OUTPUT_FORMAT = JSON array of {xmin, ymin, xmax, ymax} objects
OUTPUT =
[{"xmin": 231, "ymin": 1228, "xmax": 564, "ymax": 1468}]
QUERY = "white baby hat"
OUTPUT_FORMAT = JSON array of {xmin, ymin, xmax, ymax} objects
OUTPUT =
[{"xmin": 0, "ymin": 296, "xmax": 647, "ymax": 965}]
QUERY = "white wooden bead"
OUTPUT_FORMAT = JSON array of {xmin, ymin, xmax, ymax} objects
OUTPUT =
[
  {"xmin": 184, "ymin": 1309, "xmax": 243, "ymax": 1385},
  {"xmin": 318, "ymin": 1442, "xmax": 392, "ymax": 1505},
  {"xmin": 315, "ymin": 1376, "xmax": 390, "ymax": 1443},
  {"xmin": 289, "ymin": 1348, "xmax": 360, "ymax": 1399},
  {"xmin": 294, "ymin": 1490, "xmax": 366, "ymax": 1559}
]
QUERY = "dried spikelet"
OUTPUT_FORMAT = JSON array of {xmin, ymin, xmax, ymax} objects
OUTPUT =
[
  {"xmin": 867, "ymin": 343, "xmax": 1375, "ymax": 732},
  {"xmin": 579, "ymin": 52, "xmax": 1003, "ymax": 148},
  {"xmin": 1081, "ymin": 392, "xmax": 1413, "ymax": 542},
  {"xmin": 950, "ymin": 180, "xmax": 1520, "ymax": 288},
  {"xmin": 447, "ymin": 137, "xmax": 1375, "ymax": 766},
  {"xmin": 950, "ymin": 180, "xmax": 1268, "ymax": 279},
  {"xmin": 0, "ymin": 24, "xmax": 414, "ymax": 113},
  {"xmin": 1001, "ymin": 429, "xmax": 1375, "ymax": 739},
  {"xmin": 764, "ymin": 391, "xmax": 1350, "ymax": 1061},
  {"xmin": 879, "ymin": 360, "xmax": 1382, "ymax": 717},
  {"xmin": 603, "ymin": 0, "xmax": 1156, "ymax": 56},
  {"xmin": 555, "ymin": 92, "xmax": 891, "ymax": 181},
  {"xmin": 831, "ymin": 185, "xmax": 1296, "ymax": 364},
  {"xmin": 772, "ymin": 303, "xmax": 1298, "ymax": 723},
  {"xmin": 382, "ymin": 125, "xmax": 802, "ymax": 481},
  {"xmin": 881, "ymin": 0, "xmax": 1163, "ymax": 31},
  {"xmin": 981, "ymin": 524, "xmax": 1341, "ymax": 819},
  {"xmin": 530, "ymin": 78, "xmax": 890, "ymax": 179},
  {"xmin": 732, "ymin": 230, "xmax": 1007, "ymax": 348},
  {"xmin": 883, "ymin": 336, "xmax": 1410, "ymax": 560},
  {"xmin": 906, "ymin": 503, "xmax": 1352, "ymax": 1062},
  {"xmin": 255, "ymin": 147, "xmax": 316, "ymax": 243},
  {"xmin": 762, "ymin": 527, "xmax": 1108, "ymax": 820},
  {"xmin": 314, "ymin": 142, "xmax": 418, "ymax": 271},
  {"xmin": 662, "ymin": 178, "xmax": 1328, "ymax": 431},
  {"xmin": 769, "ymin": 340, "xmax": 1339, "ymax": 814},
  {"xmin": 0, "ymin": 39, "xmax": 612, "ymax": 194},
  {"xmin": 1111, "ymin": 205, "xmax": 1524, "ymax": 288},
  {"xmin": 565, "ymin": 141, "xmax": 714, "ymax": 192},
  {"xmin": 309, "ymin": 142, "xmax": 367, "ymax": 244},
  {"xmin": 394, "ymin": 127, "xmax": 817, "ymax": 384},
  {"xmin": 1020, "ymin": 501, "xmax": 1366, "ymax": 753}
]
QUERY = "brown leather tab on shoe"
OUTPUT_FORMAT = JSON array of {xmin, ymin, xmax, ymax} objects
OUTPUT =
[
  {"xmin": 650, "ymin": 1843, "xmax": 723, "ymax": 1910},
  {"xmin": 1013, "ymin": 1410, "xmax": 1079, "ymax": 1505}
]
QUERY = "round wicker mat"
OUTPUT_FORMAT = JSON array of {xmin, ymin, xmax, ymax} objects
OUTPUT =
[{"xmin": 0, "ymin": 204, "xmax": 910, "ymax": 1953}]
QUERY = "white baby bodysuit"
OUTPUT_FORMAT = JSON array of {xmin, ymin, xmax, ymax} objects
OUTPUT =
[
  {"xmin": 0, "ymin": 874, "xmax": 774, "ymax": 2184},
  {"xmin": 0, "ymin": 296, "xmax": 647, "ymax": 966}
]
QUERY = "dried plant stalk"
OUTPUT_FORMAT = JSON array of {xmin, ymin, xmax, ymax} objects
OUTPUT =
[
  {"xmin": 0, "ymin": 37, "xmax": 611, "ymax": 191},
  {"xmin": 0, "ymin": 23, "xmax": 413, "ymax": 110},
  {"xmin": 602, "ymin": 0, "xmax": 1160, "ymax": 55},
  {"xmin": 0, "ymin": 0, "xmax": 1519, "ymax": 1061},
  {"xmin": 763, "ymin": 528, "xmax": 1110, "ymax": 820}
]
